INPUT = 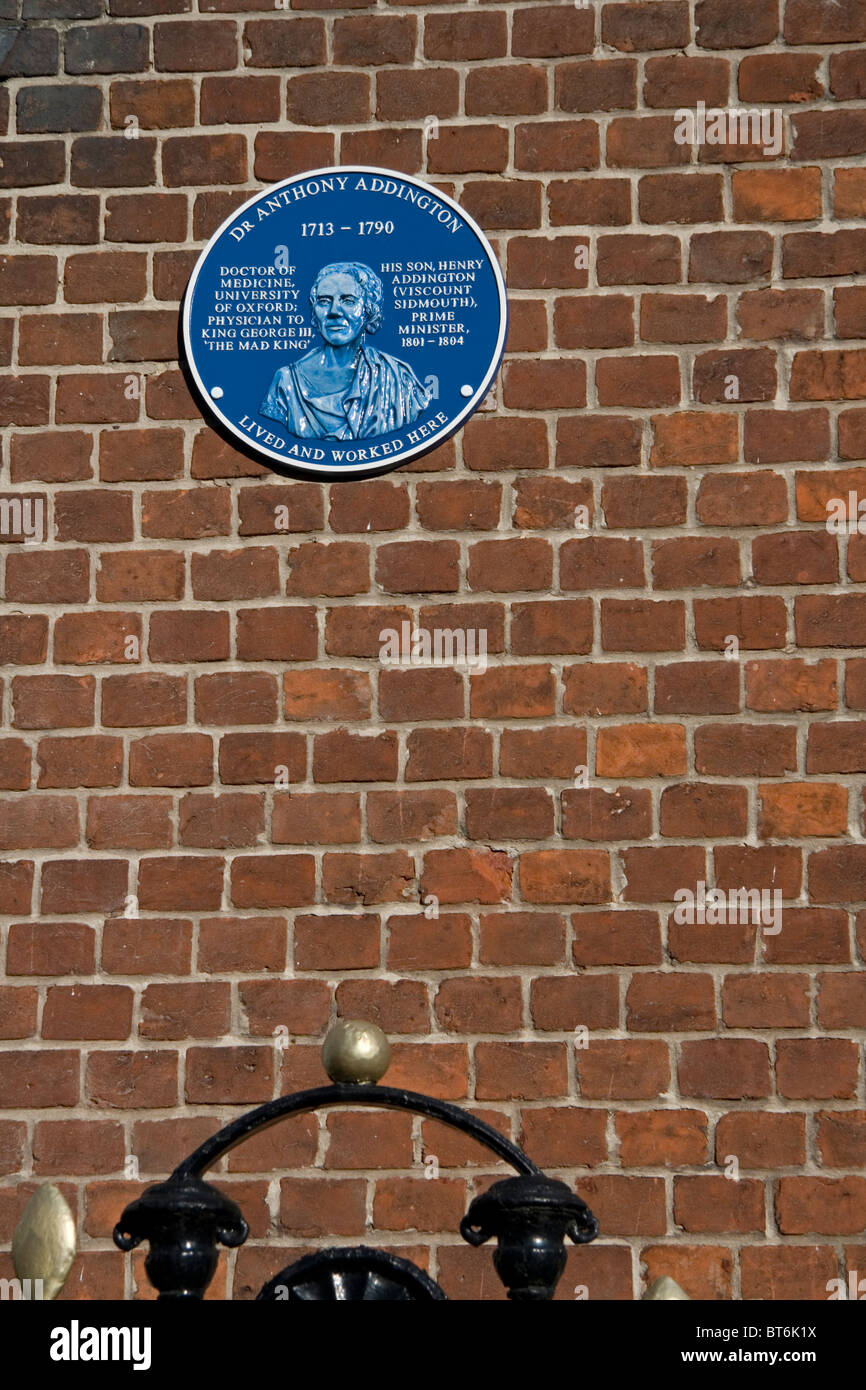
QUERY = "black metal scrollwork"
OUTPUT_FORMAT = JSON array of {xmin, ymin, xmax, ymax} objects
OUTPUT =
[{"xmin": 114, "ymin": 1080, "xmax": 598, "ymax": 1301}]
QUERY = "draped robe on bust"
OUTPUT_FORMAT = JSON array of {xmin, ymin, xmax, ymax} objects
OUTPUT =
[{"xmin": 259, "ymin": 342, "xmax": 431, "ymax": 441}]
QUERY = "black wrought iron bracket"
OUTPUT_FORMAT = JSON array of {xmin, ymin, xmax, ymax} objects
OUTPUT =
[{"xmin": 114, "ymin": 1081, "xmax": 599, "ymax": 1301}]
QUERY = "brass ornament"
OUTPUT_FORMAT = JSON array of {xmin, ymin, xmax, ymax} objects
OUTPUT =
[
  {"xmin": 322, "ymin": 1019, "xmax": 391, "ymax": 1085},
  {"xmin": 12, "ymin": 1183, "xmax": 77, "ymax": 1300},
  {"xmin": 642, "ymin": 1275, "xmax": 691, "ymax": 1301}
]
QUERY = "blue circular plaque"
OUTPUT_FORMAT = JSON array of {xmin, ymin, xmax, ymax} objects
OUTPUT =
[{"xmin": 182, "ymin": 167, "xmax": 508, "ymax": 480}]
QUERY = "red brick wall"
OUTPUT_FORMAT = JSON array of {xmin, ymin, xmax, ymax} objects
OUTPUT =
[{"xmin": 2, "ymin": 0, "xmax": 866, "ymax": 1302}]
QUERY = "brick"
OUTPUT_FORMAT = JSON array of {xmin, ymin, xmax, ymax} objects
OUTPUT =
[
  {"xmin": 195, "ymin": 919, "xmax": 285, "ymax": 978},
  {"xmin": 65, "ymin": 22, "xmax": 148, "ymax": 73},
  {"xmin": 0, "ymin": 864, "xmax": 35, "ymax": 917},
  {"xmin": 695, "ymin": 723, "xmax": 796, "ymax": 776},
  {"xmin": 695, "ymin": 0, "xmax": 778, "ymax": 46},
  {"xmin": 644, "ymin": 55, "xmax": 729, "ymax": 108},
  {"xmin": 33, "ymin": 1120, "xmax": 124, "ymax": 1177},
  {"xmin": 86, "ymin": 795, "xmax": 172, "ymax": 851},
  {"xmin": 835, "ymin": 168, "xmax": 866, "ymax": 218},
  {"xmin": 563, "ymin": 787, "xmax": 652, "ymax": 841},
  {"xmin": 597, "ymin": 355, "xmax": 680, "ymax": 407},
  {"xmin": 405, "ymin": 727, "xmax": 493, "ymax": 782},
  {"xmin": 19, "ymin": 312, "xmax": 101, "ymax": 366},
  {"xmin": 417, "ymin": 479, "xmax": 500, "ymax": 531},
  {"xmin": 41, "ymin": 859, "xmax": 128, "ymax": 915},
  {"xmin": 427, "ymin": 124, "xmax": 509, "ymax": 175},
  {"xmin": 515, "ymin": 121, "xmax": 598, "ymax": 175},
  {"xmin": 548, "ymin": 177, "xmax": 631, "ymax": 227},
  {"xmin": 465, "ymin": 787, "xmax": 554, "ymax": 842},
  {"xmin": 235, "ymin": 13, "xmax": 318, "ymax": 65},
  {"xmin": 694, "ymin": 596, "xmax": 787, "ymax": 650},
  {"xmin": 108, "ymin": 309, "xmax": 177, "ymax": 362},
  {"xmin": 18, "ymin": 86, "xmax": 101, "ymax": 133},
  {"xmin": 785, "ymin": 0, "xmax": 866, "ymax": 43},
  {"xmin": 733, "ymin": 167, "xmax": 822, "ymax": 222},
  {"xmin": 777, "ymin": 1038, "xmax": 859, "ymax": 1100},
  {"xmin": 660, "ymin": 783, "xmax": 747, "ymax": 837},
  {"xmin": 737, "ymin": 288, "xmax": 824, "ymax": 343},
  {"xmin": 56, "ymin": 490, "xmax": 134, "ymax": 544},
  {"xmin": 690, "ymin": 231, "xmax": 774, "ymax": 284},
  {"xmin": 0, "ymin": 254, "xmax": 57, "ymax": 306},
  {"xmin": 747, "ymin": 658, "xmax": 836, "ymax": 713},
  {"xmin": 278, "ymin": 1178, "xmax": 365, "ymax": 1238},
  {"xmin": 139, "ymin": 983, "xmax": 230, "ymax": 1042},
  {"xmin": 0, "ymin": 1052, "xmax": 78, "ymax": 1108},
  {"xmin": 421, "ymin": 847, "xmax": 511, "ymax": 905},
  {"xmin": 642, "ymin": 294, "xmax": 727, "ymax": 346},
  {"xmin": 0, "ymin": 375, "xmax": 50, "ymax": 425},
  {"xmin": 507, "ymin": 234, "xmax": 588, "ymax": 292},
  {"xmin": 511, "ymin": 599, "xmax": 592, "ymax": 655},
  {"xmin": 723, "ymin": 973, "xmax": 811, "ymax": 1029},
  {"xmin": 617, "ymin": 1110, "xmax": 708, "ymax": 1167},
  {"xmin": 12, "ymin": 674, "xmax": 95, "ymax": 730},
  {"xmin": 37, "ymin": 736, "xmax": 122, "ymax": 789},
  {"xmin": 784, "ymin": 229, "xmax": 866, "ymax": 280},
  {"xmin": 290, "ymin": 71, "xmax": 370, "ymax": 125},
  {"xmin": 163, "ymin": 134, "xmax": 246, "ymax": 186},
  {"xmin": 556, "ymin": 59, "xmax": 637, "ymax": 113},
  {"xmin": 376, "ymin": 540, "xmax": 459, "ymax": 594},
  {"xmin": 465, "ymin": 64, "xmax": 546, "ymax": 117},
  {"xmin": 554, "ymin": 294, "xmax": 633, "ymax": 350},
  {"xmin": 468, "ymin": 538, "xmax": 552, "ymax": 592},
  {"xmin": 0, "ymin": 615, "xmax": 48, "ymax": 665},
  {"xmin": 560, "ymin": 538, "xmax": 644, "ymax": 591},
  {"xmin": 578, "ymin": 1039, "xmax": 669, "ymax": 1100},
  {"xmin": 601, "ymin": 599, "xmax": 686, "ymax": 652},
  {"xmin": 65, "ymin": 250, "xmax": 147, "ymax": 304},
  {"xmin": 6, "ymin": 551, "xmax": 90, "ymax": 604},
  {"xmin": 17, "ymin": 195, "xmax": 98, "ymax": 246},
  {"xmin": 195, "ymin": 672, "xmax": 277, "ymax": 726},
  {"xmin": 7, "ymin": 921, "xmax": 94, "ymax": 976},
  {"xmin": 715, "ymin": 844, "xmax": 802, "ymax": 897},
  {"xmin": 200, "ymin": 76, "xmax": 280, "ymax": 125},
  {"xmin": 652, "ymin": 537, "xmax": 741, "ymax": 588},
  {"xmin": 43, "ymin": 985, "xmax": 133, "ymax": 1041},
  {"xmin": 129, "ymin": 733, "xmax": 213, "ymax": 787},
  {"xmin": 461, "ymin": 178, "xmax": 543, "ymax": 232},
  {"xmin": 109, "ymin": 78, "xmax": 195, "ymax": 130},
  {"xmin": 286, "ymin": 541, "xmax": 368, "ymax": 597},
  {"xmin": 71, "ymin": 135, "xmax": 156, "ymax": 188},
  {"xmin": 240, "ymin": 978, "xmax": 327, "ymax": 1037},
  {"xmin": 476, "ymin": 1042, "xmax": 567, "ymax": 1101},
  {"xmin": 230, "ymin": 855, "xmax": 315, "ymax": 909},
  {"xmin": 679, "ymin": 1039, "xmax": 770, "ymax": 1099},
  {"xmin": 597, "ymin": 724, "xmax": 687, "ymax": 777},
  {"xmin": 0, "ymin": 141, "xmax": 65, "ymax": 189},
  {"xmin": 674, "ymin": 1176, "xmax": 764, "ymax": 1234},
  {"xmin": 817, "ymin": 1112, "xmax": 866, "ymax": 1168},
  {"xmin": 655, "ymin": 662, "xmax": 739, "ymax": 714},
  {"xmin": 152, "ymin": 18, "xmax": 236, "ymax": 71},
  {"xmin": 796, "ymin": 595, "xmax": 866, "ymax": 648}
]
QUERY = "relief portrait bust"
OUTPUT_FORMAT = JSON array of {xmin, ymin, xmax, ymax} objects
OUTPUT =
[{"xmin": 259, "ymin": 261, "xmax": 431, "ymax": 441}]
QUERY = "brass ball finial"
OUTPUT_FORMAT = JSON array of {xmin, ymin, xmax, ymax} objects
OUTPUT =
[{"xmin": 322, "ymin": 1019, "xmax": 390, "ymax": 1085}]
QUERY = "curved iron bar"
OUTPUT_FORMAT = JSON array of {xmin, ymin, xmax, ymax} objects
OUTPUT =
[
  {"xmin": 172, "ymin": 1082, "xmax": 541, "ymax": 1181},
  {"xmin": 115, "ymin": 1081, "xmax": 598, "ymax": 1299}
]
